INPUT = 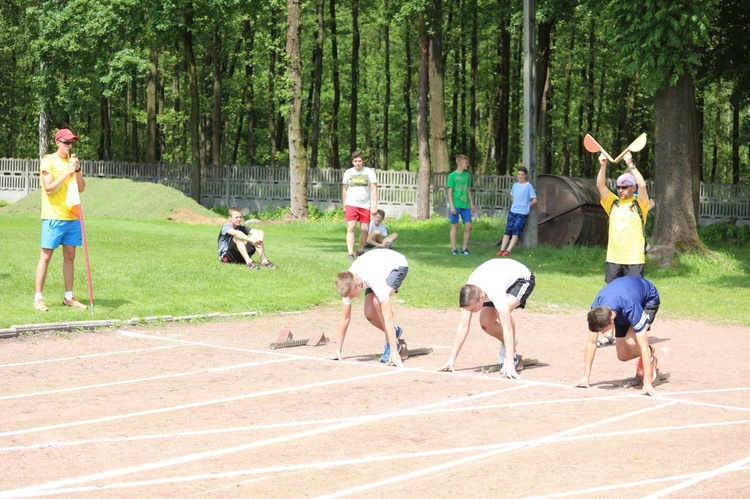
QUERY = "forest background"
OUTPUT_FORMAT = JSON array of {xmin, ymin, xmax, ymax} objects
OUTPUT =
[{"xmin": 0, "ymin": 0, "xmax": 748, "ymax": 258}]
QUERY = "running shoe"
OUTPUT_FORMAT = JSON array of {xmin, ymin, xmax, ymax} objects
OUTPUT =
[
  {"xmin": 62, "ymin": 297, "xmax": 88, "ymax": 309},
  {"xmin": 33, "ymin": 299, "xmax": 49, "ymax": 312},
  {"xmin": 380, "ymin": 326, "xmax": 403, "ymax": 363}
]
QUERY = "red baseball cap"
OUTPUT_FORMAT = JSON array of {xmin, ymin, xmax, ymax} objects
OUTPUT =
[{"xmin": 55, "ymin": 129, "xmax": 79, "ymax": 142}]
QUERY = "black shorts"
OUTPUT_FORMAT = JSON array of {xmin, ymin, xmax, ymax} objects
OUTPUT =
[
  {"xmin": 221, "ymin": 240, "xmax": 256, "ymax": 264},
  {"xmin": 614, "ymin": 302, "xmax": 660, "ymax": 338},
  {"xmin": 483, "ymin": 273, "xmax": 536, "ymax": 309},
  {"xmin": 605, "ymin": 263, "xmax": 645, "ymax": 284},
  {"xmin": 364, "ymin": 266, "xmax": 409, "ymax": 296}
]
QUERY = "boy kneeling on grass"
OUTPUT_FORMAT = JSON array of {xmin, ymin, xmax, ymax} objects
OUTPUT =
[
  {"xmin": 217, "ymin": 207, "xmax": 276, "ymax": 270},
  {"xmin": 578, "ymin": 276, "xmax": 660, "ymax": 396}
]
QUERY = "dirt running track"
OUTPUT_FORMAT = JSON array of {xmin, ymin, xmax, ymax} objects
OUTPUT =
[{"xmin": 1, "ymin": 305, "xmax": 749, "ymax": 498}]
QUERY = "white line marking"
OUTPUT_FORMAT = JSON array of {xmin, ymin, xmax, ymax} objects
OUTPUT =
[
  {"xmin": 642, "ymin": 455, "xmax": 750, "ymax": 498},
  {"xmin": 0, "ymin": 385, "xmax": 527, "ymax": 497},
  {"xmin": 0, "ymin": 369, "xmax": 399, "ymax": 439},
  {"xmin": 0, "ymin": 345, "xmax": 185, "ymax": 368},
  {"xmin": 8, "ymin": 419, "xmax": 750, "ymax": 497},
  {"xmin": 0, "ymin": 358, "xmax": 295, "ymax": 402},
  {"xmin": 317, "ymin": 402, "xmax": 678, "ymax": 498}
]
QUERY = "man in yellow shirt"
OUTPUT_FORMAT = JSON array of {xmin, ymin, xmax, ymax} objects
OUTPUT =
[
  {"xmin": 34, "ymin": 128, "xmax": 87, "ymax": 311},
  {"xmin": 594, "ymin": 150, "xmax": 650, "ymax": 346}
]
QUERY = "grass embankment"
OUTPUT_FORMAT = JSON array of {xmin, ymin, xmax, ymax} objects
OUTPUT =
[{"xmin": 1, "ymin": 178, "xmax": 748, "ymax": 329}]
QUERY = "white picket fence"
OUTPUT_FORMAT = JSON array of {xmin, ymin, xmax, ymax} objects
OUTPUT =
[{"xmin": 1, "ymin": 157, "xmax": 748, "ymax": 225}]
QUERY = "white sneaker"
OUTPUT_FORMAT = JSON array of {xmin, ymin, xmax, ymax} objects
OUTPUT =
[{"xmin": 497, "ymin": 343, "xmax": 506, "ymax": 365}]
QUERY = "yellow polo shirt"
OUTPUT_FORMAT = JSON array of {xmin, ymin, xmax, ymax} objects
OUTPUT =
[
  {"xmin": 40, "ymin": 154, "xmax": 77, "ymax": 220},
  {"xmin": 602, "ymin": 192, "xmax": 649, "ymax": 265}
]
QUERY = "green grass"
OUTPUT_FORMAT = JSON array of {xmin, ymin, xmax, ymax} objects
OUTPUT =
[{"xmin": 1, "ymin": 180, "xmax": 748, "ymax": 329}]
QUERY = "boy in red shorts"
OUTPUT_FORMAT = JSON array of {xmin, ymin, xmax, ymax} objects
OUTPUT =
[{"xmin": 342, "ymin": 150, "xmax": 378, "ymax": 260}]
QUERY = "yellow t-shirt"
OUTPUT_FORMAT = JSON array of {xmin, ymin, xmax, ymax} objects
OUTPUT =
[
  {"xmin": 40, "ymin": 154, "xmax": 77, "ymax": 220},
  {"xmin": 601, "ymin": 192, "xmax": 649, "ymax": 265}
]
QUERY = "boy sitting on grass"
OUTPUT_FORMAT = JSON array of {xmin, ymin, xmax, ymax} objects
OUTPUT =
[
  {"xmin": 366, "ymin": 209, "xmax": 399, "ymax": 249},
  {"xmin": 217, "ymin": 207, "xmax": 276, "ymax": 270}
]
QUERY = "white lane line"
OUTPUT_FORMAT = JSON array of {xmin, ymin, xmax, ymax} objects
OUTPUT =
[
  {"xmin": 0, "ymin": 358, "xmax": 295, "ymax": 402},
  {"xmin": 0, "ymin": 385, "xmax": 527, "ymax": 497},
  {"xmin": 9, "ymin": 420, "xmax": 750, "ymax": 497},
  {"xmin": 643, "ymin": 455, "xmax": 750, "ymax": 498},
  {"xmin": 0, "ymin": 369, "xmax": 399, "ymax": 439},
  {"xmin": 0, "ymin": 345, "xmax": 185, "ymax": 368},
  {"xmin": 317, "ymin": 402, "xmax": 678, "ymax": 498}
]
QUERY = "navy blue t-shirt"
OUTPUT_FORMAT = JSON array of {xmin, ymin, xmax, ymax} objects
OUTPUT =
[{"xmin": 591, "ymin": 276, "xmax": 660, "ymax": 333}]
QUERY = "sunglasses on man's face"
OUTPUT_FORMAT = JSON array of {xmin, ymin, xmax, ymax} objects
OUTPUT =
[
  {"xmin": 58, "ymin": 139, "xmax": 73, "ymax": 146},
  {"xmin": 616, "ymin": 185, "xmax": 632, "ymax": 190}
]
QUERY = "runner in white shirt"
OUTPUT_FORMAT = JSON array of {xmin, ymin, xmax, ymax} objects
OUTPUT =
[
  {"xmin": 334, "ymin": 249, "xmax": 409, "ymax": 366},
  {"xmin": 439, "ymin": 258, "xmax": 535, "ymax": 378}
]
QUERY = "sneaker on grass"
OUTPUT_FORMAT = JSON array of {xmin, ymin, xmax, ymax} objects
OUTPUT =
[
  {"xmin": 33, "ymin": 299, "xmax": 49, "ymax": 312},
  {"xmin": 260, "ymin": 260, "xmax": 277, "ymax": 269},
  {"xmin": 62, "ymin": 297, "xmax": 88, "ymax": 309}
]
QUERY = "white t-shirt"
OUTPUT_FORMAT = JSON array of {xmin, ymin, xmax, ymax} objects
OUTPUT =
[
  {"xmin": 342, "ymin": 166, "xmax": 378, "ymax": 208},
  {"xmin": 466, "ymin": 259, "xmax": 532, "ymax": 305},
  {"xmin": 343, "ymin": 249, "xmax": 408, "ymax": 305},
  {"xmin": 369, "ymin": 220, "xmax": 388, "ymax": 236}
]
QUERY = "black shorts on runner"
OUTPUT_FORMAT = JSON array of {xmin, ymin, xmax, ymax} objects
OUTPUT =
[
  {"xmin": 221, "ymin": 240, "xmax": 256, "ymax": 264},
  {"xmin": 614, "ymin": 302, "xmax": 660, "ymax": 338},
  {"xmin": 482, "ymin": 273, "xmax": 536, "ymax": 309}
]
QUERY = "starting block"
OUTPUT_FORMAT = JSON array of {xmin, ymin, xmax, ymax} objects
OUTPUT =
[
  {"xmin": 480, "ymin": 357, "xmax": 538, "ymax": 374},
  {"xmin": 619, "ymin": 371, "xmax": 670, "ymax": 389},
  {"xmin": 400, "ymin": 340, "xmax": 434, "ymax": 359},
  {"xmin": 269, "ymin": 328, "xmax": 329, "ymax": 350}
]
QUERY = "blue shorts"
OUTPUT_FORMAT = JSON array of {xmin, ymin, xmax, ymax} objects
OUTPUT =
[
  {"xmin": 449, "ymin": 208, "xmax": 472, "ymax": 224},
  {"xmin": 504, "ymin": 211, "xmax": 528, "ymax": 237},
  {"xmin": 41, "ymin": 219, "xmax": 82, "ymax": 249},
  {"xmin": 365, "ymin": 266, "xmax": 409, "ymax": 296}
]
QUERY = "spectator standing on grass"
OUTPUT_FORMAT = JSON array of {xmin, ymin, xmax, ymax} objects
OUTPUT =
[
  {"xmin": 217, "ymin": 207, "xmax": 276, "ymax": 269},
  {"xmin": 594, "ymin": 151, "xmax": 650, "ymax": 347},
  {"xmin": 447, "ymin": 154, "xmax": 475, "ymax": 255},
  {"xmin": 333, "ymin": 249, "xmax": 409, "ymax": 366},
  {"xmin": 578, "ymin": 276, "xmax": 660, "ymax": 396},
  {"xmin": 366, "ymin": 209, "xmax": 399, "ymax": 249},
  {"xmin": 438, "ymin": 258, "xmax": 535, "ymax": 378},
  {"xmin": 342, "ymin": 150, "xmax": 378, "ymax": 260},
  {"xmin": 497, "ymin": 166, "xmax": 537, "ymax": 257},
  {"xmin": 34, "ymin": 128, "xmax": 87, "ymax": 312}
]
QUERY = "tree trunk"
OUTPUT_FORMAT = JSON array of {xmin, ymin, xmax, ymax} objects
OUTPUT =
[
  {"xmin": 428, "ymin": 0, "xmax": 449, "ymax": 173},
  {"xmin": 147, "ymin": 46, "xmax": 158, "ymax": 163},
  {"xmin": 329, "ymin": 0, "xmax": 340, "ymax": 169},
  {"xmin": 268, "ymin": 19, "xmax": 279, "ymax": 168},
  {"xmin": 243, "ymin": 20, "xmax": 255, "ymax": 164},
  {"xmin": 494, "ymin": 17, "xmax": 510, "ymax": 175},
  {"xmin": 469, "ymin": 0, "xmax": 478, "ymax": 166},
  {"xmin": 350, "ymin": 0, "xmax": 360, "ymax": 152},
  {"xmin": 309, "ymin": 0, "xmax": 324, "ymax": 169},
  {"xmin": 100, "ymin": 96, "xmax": 111, "ymax": 161},
  {"xmin": 732, "ymin": 100, "xmax": 740, "ymax": 184},
  {"xmin": 287, "ymin": 0, "xmax": 308, "ymax": 219},
  {"xmin": 179, "ymin": 10, "xmax": 201, "ymax": 203},
  {"xmin": 212, "ymin": 30, "xmax": 222, "ymax": 166},
  {"xmin": 403, "ymin": 22, "xmax": 413, "ymax": 171},
  {"xmin": 651, "ymin": 73, "xmax": 704, "ymax": 263},
  {"xmin": 382, "ymin": 0, "xmax": 390, "ymax": 170},
  {"xmin": 417, "ymin": 15, "xmax": 431, "ymax": 219},
  {"xmin": 536, "ymin": 21, "xmax": 552, "ymax": 174},
  {"xmin": 561, "ymin": 23, "xmax": 575, "ymax": 176}
]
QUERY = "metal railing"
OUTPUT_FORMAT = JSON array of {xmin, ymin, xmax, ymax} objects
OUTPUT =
[{"xmin": 2, "ymin": 158, "xmax": 748, "ymax": 225}]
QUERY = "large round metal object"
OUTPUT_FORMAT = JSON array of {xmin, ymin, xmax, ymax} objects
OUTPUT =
[{"xmin": 537, "ymin": 174, "xmax": 608, "ymax": 248}]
